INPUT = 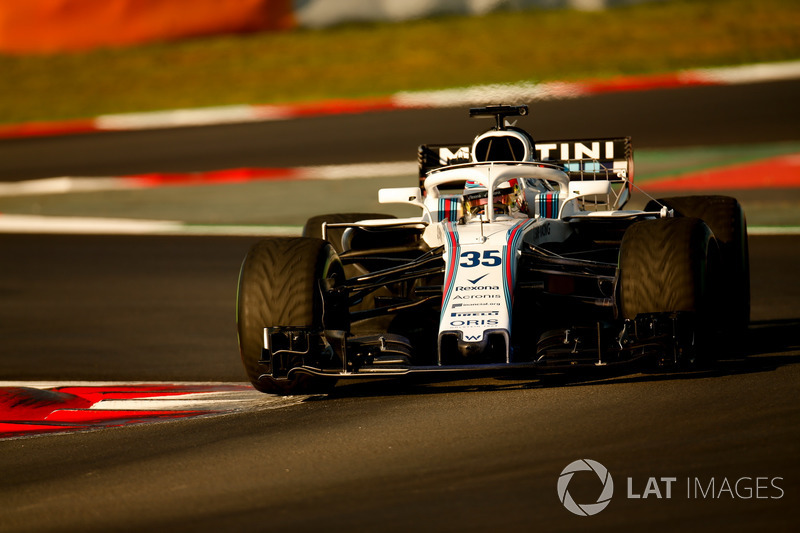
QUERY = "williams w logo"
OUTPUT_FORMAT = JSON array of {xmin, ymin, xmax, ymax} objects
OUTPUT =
[{"xmin": 557, "ymin": 459, "xmax": 614, "ymax": 516}]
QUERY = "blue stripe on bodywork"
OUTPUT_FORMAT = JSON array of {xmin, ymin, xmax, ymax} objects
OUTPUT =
[
  {"xmin": 537, "ymin": 192, "xmax": 559, "ymax": 218},
  {"xmin": 437, "ymin": 197, "xmax": 460, "ymax": 222}
]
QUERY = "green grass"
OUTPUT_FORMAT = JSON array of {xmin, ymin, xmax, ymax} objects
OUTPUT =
[{"xmin": 1, "ymin": 0, "xmax": 799, "ymax": 124}]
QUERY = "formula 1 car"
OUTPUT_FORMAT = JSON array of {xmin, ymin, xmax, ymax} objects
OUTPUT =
[{"xmin": 236, "ymin": 104, "xmax": 750, "ymax": 394}]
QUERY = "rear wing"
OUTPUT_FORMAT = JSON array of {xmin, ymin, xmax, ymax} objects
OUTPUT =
[{"xmin": 418, "ymin": 137, "xmax": 634, "ymax": 188}]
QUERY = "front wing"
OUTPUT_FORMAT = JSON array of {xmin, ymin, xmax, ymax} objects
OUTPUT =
[{"xmin": 255, "ymin": 238, "xmax": 702, "ymax": 384}]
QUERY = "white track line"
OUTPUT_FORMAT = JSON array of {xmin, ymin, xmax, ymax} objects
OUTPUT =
[
  {"xmin": 0, "ymin": 214, "xmax": 303, "ymax": 236},
  {"xmin": 0, "ymin": 214, "xmax": 182, "ymax": 234},
  {"xmin": 95, "ymin": 105, "xmax": 293, "ymax": 130},
  {"xmin": 0, "ymin": 162, "xmax": 417, "ymax": 198},
  {"xmin": 1, "ymin": 61, "xmax": 798, "ymax": 139},
  {"xmin": 0, "ymin": 177, "xmax": 131, "ymax": 196},
  {"xmin": 301, "ymin": 161, "xmax": 416, "ymax": 180},
  {"xmin": 695, "ymin": 60, "xmax": 800, "ymax": 85},
  {"xmin": 747, "ymin": 226, "xmax": 800, "ymax": 235}
]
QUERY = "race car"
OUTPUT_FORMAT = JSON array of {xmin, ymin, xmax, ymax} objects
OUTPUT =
[{"xmin": 236, "ymin": 104, "xmax": 750, "ymax": 394}]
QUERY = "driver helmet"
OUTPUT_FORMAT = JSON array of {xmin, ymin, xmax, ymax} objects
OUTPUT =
[{"xmin": 463, "ymin": 179, "xmax": 527, "ymax": 220}]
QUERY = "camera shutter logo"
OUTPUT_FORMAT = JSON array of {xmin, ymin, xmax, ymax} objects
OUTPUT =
[{"xmin": 557, "ymin": 459, "xmax": 614, "ymax": 516}]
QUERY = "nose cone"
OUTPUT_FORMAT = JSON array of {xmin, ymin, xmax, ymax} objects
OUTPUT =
[{"xmin": 457, "ymin": 337, "xmax": 489, "ymax": 358}]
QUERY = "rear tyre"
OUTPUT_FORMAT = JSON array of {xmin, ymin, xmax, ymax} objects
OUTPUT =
[
  {"xmin": 237, "ymin": 237, "xmax": 343, "ymax": 395},
  {"xmin": 645, "ymin": 196, "xmax": 749, "ymax": 334}
]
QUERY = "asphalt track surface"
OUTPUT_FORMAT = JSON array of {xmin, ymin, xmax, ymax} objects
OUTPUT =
[{"xmin": 1, "ymin": 81, "xmax": 799, "ymax": 532}]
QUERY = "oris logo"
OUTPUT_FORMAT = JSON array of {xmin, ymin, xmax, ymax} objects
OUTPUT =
[
  {"xmin": 557, "ymin": 459, "xmax": 614, "ymax": 516},
  {"xmin": 449, "ymin": 319, "xmax": 498, "ymax": 327}
]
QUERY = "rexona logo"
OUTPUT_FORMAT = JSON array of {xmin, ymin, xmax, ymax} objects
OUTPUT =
[{"xmin": 557, "ymin": 459, "xmax": 614, "ymax": 516}]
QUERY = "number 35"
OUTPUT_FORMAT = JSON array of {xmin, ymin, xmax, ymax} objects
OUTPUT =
[{"xmin": 459, "ymin": 250, "xmax": 501, "ymax": 267}]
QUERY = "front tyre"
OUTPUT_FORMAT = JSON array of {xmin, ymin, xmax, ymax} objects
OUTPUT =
[
  {"xmin": 619, "ymin": 217, "xmax": 718, "ymax": 319},
  {"xmin": 236, "ymin": 237, "xmax": 343, "ymax": 395},
  {"xmin": 645, "ymin": 195, "xmax": 749, "ymax": 333},
  {"xmin": 619, "ymin": 218, "xmax": 720, "ymax": 364}
]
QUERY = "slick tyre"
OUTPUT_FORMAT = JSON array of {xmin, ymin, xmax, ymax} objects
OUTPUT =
[
  {"xmin": 645, "ymin": 196, "xmax": 749, "ymax": 332},
  {"xmin": 619, "ymin": 217, "xmax": 718, "ymax": 322},
  {"xmin": 236, "ymin": 237, "xmax": 343, "ymax": 395}
]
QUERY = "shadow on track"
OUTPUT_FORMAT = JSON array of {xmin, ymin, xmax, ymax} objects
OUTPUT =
[{"xmin": 311, "ymin": 319, "xmax": 800, "ymax": 400}]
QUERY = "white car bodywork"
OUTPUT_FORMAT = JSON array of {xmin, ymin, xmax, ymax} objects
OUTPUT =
[{"xmin": 371, "ymin": 138, "xmax": 627, "ymax": 361}]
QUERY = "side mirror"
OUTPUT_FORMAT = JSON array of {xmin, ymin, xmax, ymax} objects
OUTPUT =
[
  {"xmin": 378, "ymin": 187, "xmax": 425, "ymax": 209},
  {"xmin": 616, "ymin": 184, "xmax": 630, "ymax": 209},
  {"xmin": 567, "ymin": 180, "xmax": 613, "ymax": 198}
]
